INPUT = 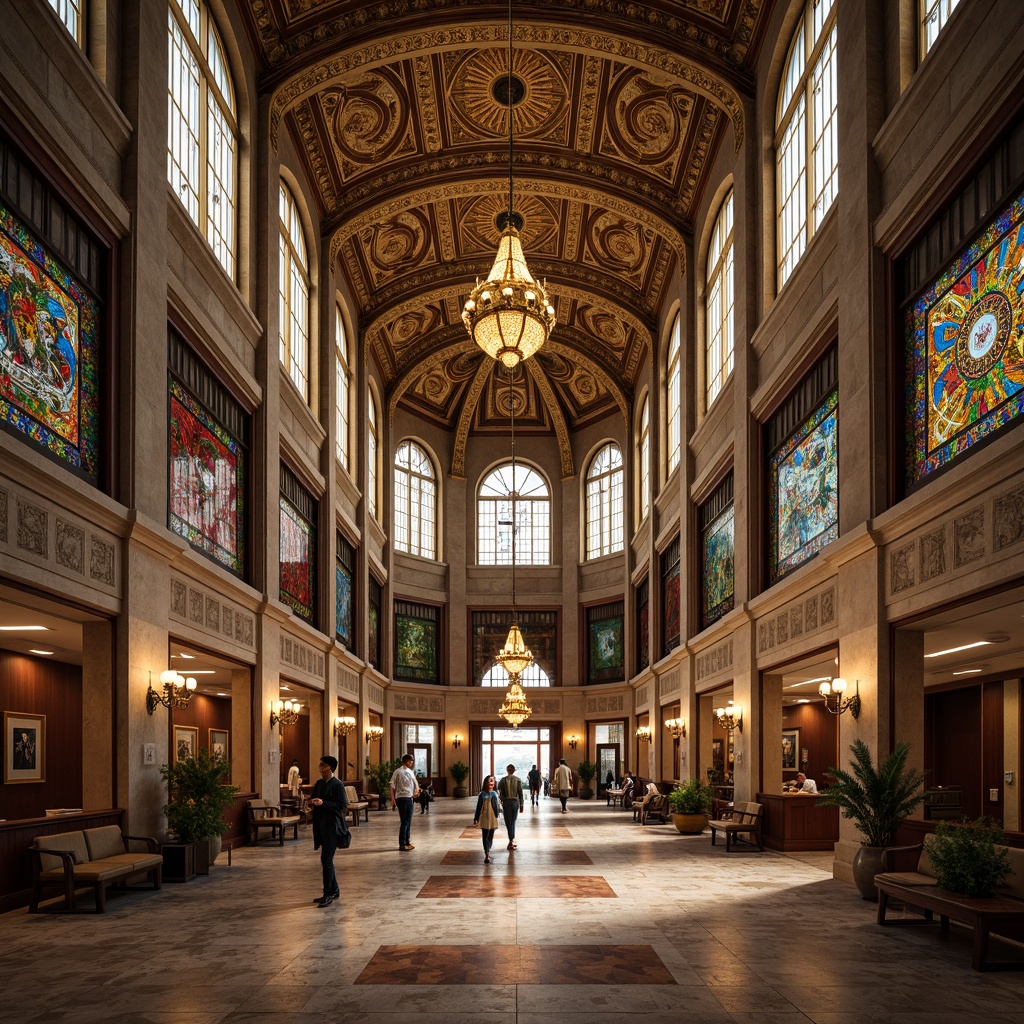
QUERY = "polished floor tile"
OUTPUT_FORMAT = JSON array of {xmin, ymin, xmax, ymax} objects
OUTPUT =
[
  {"xmin": 458, "ymin": 825, "xmax": 573, "ymax": 839},
  {"xmin": 355, "ymin": 943, "xmax": 675, "ymax": 984},
  {"xmin": 441, "ymin": 849, "xmax": 592, "ymax": 865},
  {"xmin": 417, "ymin": 875, "xmax": 617, "ymax": 898}
]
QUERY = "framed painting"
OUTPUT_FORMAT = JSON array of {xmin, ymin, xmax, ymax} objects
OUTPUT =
[
  {"xmin": 781, "ymin": 728, "xmax": 800, "ymax": 772},
  {"xmin": 209, "ymin": 728, "xmax": 229, "ymax": 761},
  {"xmin": 174, "ymin": 725, "xmax": 199, "ymax": 764},
  {"xmin": 4, "ymin": 711, "xmax": 45, "ymax": 784}
]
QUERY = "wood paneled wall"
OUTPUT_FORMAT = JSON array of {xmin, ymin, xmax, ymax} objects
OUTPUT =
[
  {"xmin": 281, "ymin": 715, "xmax": 311, "ymax": 784},
  {"xmin": 779, "ymin": 703, "xmax": 838, "ymax": 790},
  {"xmin": 925, "ymin": 685, "xmax": 982, "ymax": 819},
  {"xmin": 169, "ymin": 693, "xmax": 232, "ymax": 758},
  {"xmin": 0, "ymin": 652, "xmax": 84, "ymax": 820}
]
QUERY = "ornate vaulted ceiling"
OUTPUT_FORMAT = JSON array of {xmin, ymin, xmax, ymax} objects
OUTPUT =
[{"xmin": 242, "ymin": 0, "xmax": 770, "ymax": 477}]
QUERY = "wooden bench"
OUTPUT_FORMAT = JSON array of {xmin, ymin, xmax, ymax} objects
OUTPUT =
[
  {"xmin": 246, "ymin": 799, "xmax": 301, "ymax": 845},
  {"xmin": 708, "ymin": 800, "xmax": 763, "ymax": 851},
  {"xmin": 345, "ymin": 786, "xmax": 370, "ymax": 826},
  {"xmin": 29, "ymin": 825, "xmax": 163, "ymax": 913},
  {"xmin": 875, "ymin": 840, "xmax": 1024, "ymax": 971}
]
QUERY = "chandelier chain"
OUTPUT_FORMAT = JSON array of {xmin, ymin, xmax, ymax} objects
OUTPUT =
[{"xmin": 507, "ymin": 0, "xmax": 513, "ymax": 225}]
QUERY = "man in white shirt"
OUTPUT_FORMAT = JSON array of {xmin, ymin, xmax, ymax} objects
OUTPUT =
[
  {"xmin": 553, "ymin": 758, "xmax": 573, "ymax": 814},
  {"xmin": 390, "ymin": 754, "xmax": 420, "ymax": 851},
  {"xmin": 794, "ymin": 772, "xmax": 817, "ymax": 794}
]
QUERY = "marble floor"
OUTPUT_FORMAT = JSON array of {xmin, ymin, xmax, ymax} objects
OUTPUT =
[{"xmin": 3, "ymin": 796, "xmax": 1024, "ymax": 1023}]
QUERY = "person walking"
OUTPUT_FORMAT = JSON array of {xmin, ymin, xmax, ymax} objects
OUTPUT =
[
  {"xmin": 309, "ymin": 755, "xmax": 348, "ymax": 907},
  {"xmin": 553, "ymin": 758, "xmax": 573, "ymax": 814},
  {"xmin": 473, "ymin": 775, "xmax": 500, "ymax": 863},
  {"xmin": 527, "ymin": 764, "xmax": 542, "ymax": 807},
  {"xmin": 497, "ymin": 763, "xmax": 525, "ymax": 849},
  {"xmin": 390, "ymin": 753, "xmax": 419, "ymax": 851}
]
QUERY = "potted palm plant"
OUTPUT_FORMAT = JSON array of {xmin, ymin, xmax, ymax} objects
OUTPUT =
[
  {"xmin": 817, "ymin": 739, "xmax": 927, "ymax": 899},
  {"xmin": 449, "ymin": 759, "xmax": 470, "ymax": 797},
  {"xmin": 577, "ymin": 760, "xmax": 597, "ymax": 799},
  {"xmin": 160, "ymin": 748, "xmax": 239, "ymax": 873},
  {"xmin": 668, "ymin": 777, "xmax": 712, "ymax": 833}
]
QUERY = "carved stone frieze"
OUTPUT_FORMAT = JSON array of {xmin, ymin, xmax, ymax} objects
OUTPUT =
[
  {"xmin": 0, "ymin": 486, "xmax": 8, "ymax": 543},
  {"xmin": 757, "ymin": 586, "xmax": 835, "ymax": 656},
  {"xmin": 953, "ymin": 507, "xmax": 985, "ymax": 567},
  {"xmin": 55, "ymin": 519, "xmax": 84, "ymax": 574},
  {"xmin": 994, "ymin": 483, "xmax": 1024, "ymax": 552},
  {"xmin": 16, "ymin": 499, "xmax": 46, "ymax": 557},
  {"xmin": 169, "ymin": 574, "xmax": 255, "ymax": 652},
  {"xmin": 281, "ymin": 633, "xmax": 325, "ymax": 679},
  {"xmin": 392, "ymin": 693, "xmax": 445, "ymax": 714},
  {"xmin": 919, "ymin": 526, "xmax": 947, "ymax": 583},
  {"xmin": 661, "ymin": 669, "xmax": 680, "ymax": 695},
  {"xmin": 696, "ymin": 639, "xmax": 733, "ymax": 681},
  {"xmin": 337, "ymin": 666, "xmax": 360, "ymax": 696},
  {"xmin": 368, "ymin": 682, "xmax": 385, "ymax": 708},
  {"xmin": 586, "ymin": 694, "xmax": 625, "ymax": 714},
  {"xmin": 890, "ymin": 543, "xmax": 915, "ymax": 595}
]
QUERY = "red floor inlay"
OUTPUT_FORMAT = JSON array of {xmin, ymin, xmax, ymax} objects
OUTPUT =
[
  {"xmin": 416, "ymin": 875, "xmax": 615, "ymax": 898},
  {"xmin": 441, "ymin": 849, "xmax": 592, "ymax": 865},
  {"xmin": 354, "ymin": 944, "xmax": 675, "ymax": 984}
]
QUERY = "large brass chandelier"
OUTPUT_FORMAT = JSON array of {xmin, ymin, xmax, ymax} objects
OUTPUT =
[{"xmin": 462, "ymin": 0, "xmax": 555, "ymax": 369}]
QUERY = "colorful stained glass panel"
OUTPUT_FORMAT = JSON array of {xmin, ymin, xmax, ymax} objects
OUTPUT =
[
  {"xmin": 702, "ymin": 504, "xmax": 734, "ymax": 628},
  {"xmin": 395, "ymin": 615, "xmax": 438, "ymax": 683},
  {"xmin": 906, "ymin": 189, "xmax": 1024, "ymax": 486},
  {"xmin": 769, "ymin": 389, "xmax": 838, "ymax": 583},
  {"xmin": 169, "ymin": 380, "xmax": 244, "ymax": 574},
  {"xmin": 663, "ymin": 563, "xmax": 680, "ymax": 655},
  {"xmin": 588, "ymin": 615, "xmax": 624, "ymax": 684},
  {"xmin": 280, "ymin": 496, "xmax": 314, "ymax": 623},
  {"xmin": 0, "ymin": 201, "xmax": 99, "ymax": 479},
  {"xmin": 336, "ymin": 562, "xmax": 353, "ymax": 647}
]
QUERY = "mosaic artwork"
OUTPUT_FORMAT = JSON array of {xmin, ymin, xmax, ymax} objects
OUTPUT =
[
  {"xmin": 588, "ymin": 614, "xmax": 623, "ymax": 684},
  {"xmin": 395, "ymin": 613, "xmax": 438, "ymax": 683},
  {"xmin": 335, "ymin": 561, "xmax": 353, "ymax": 647},
  {"xmin": 169, "ymin": 380, "xmax": 244, "ymax": 575},
  {"xmin": 280, "ymin": 496, "xmax": 314, "ymax": 622},
  {"xmin": 0, "ymin": 201, "xmax": 99, "ymax": 479},
  {"xmin": 906, "ymin": 188, "xmax": 1024, "ymax": 487},
  {"xmin": 770, "ymin": 389, "xmax": 838, "ymax": 582},
  {"xmin": 702, "ymin": 504, "xmax": 734, "ymax": 628}
]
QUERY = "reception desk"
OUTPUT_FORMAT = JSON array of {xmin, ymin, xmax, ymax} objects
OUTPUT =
[{"xmin": 756, "ymin": 793, "xmax": 839, "ymax": 851}]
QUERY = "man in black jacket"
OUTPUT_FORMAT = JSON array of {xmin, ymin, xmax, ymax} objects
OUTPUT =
[{"xmin": 309, "ymin": 755, "xmax": 348, "ymax": 907}]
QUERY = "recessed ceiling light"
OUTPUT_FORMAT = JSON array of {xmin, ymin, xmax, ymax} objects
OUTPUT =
[
  {"xmin": 789, "ymin": 676, "xmax": 832, "ymax": 687},
  {"xmin": 185, "ymin": 670, "xmax": 216, "ymax": 675},
  {"xmin": 0, "ymin": 625, "xmax": 49, "ymax": 631},
  {"xmin": 29, "ymin": 649, "xmax": 54, "ymax": 655},
  {"xmin": 175, "ymin": 653, "xmax": 196, "ymax": 659},
  {"xmin": 952, "ymin": 668, "xmax": 983, "ymax": 676},
  {"xmin": 797, "ymin": 699, "xmax": 810, "ymax": 704},
  {"xmin": 216, "ymin": 692, "xmax": 229, "ymax": 697},
  {"xmin": 925, "ymin": 641, "xmax": 992, "ymax": 658}
]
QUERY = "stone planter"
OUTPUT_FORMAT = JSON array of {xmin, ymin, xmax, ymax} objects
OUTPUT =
[
  {"xmin": 453, "ymin": 786, "xmax": 469, "ymax": 798},
  {"xmin": 671, "ymin": 812, "xmax": 709, "ymax": 834},
  {"xmin": 579, "ymin": 787, "xmax": 595, "ymax": 800},
  {"xmin": 852, "ymin": 846, "xmax": 887, "ymax": 900}
]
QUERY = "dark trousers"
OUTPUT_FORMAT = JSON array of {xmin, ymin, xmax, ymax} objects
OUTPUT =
[
  {"xmin": 529, "ymin": 785, "xmax": 540, "ymax": 805},
  {"xmin": 501, "ymin": 800, "xmax": 520, "ymax": 841},
  {"xmin": 559, "ymin": 790, "xmax": 569, "ymax": 811},
  {"xmin": 320, "ymin": 833, "xmax": 339, "ymax": 896},
  {"xmin": 481, "ymin": 828, "xmax": 496, "ymax": 855},
  {"xmin": 396, "ymin": 796, "xmax": 414, "ymax": 847}
]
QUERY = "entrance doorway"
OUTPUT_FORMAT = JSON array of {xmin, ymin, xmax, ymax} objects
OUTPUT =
[
  {"xmin": 596, "ymin": 743, "xmax": 619, "ymax": 796},
  {"xmin": 480, "ymin": 726, "xmax": 552, "ymax": 788}
]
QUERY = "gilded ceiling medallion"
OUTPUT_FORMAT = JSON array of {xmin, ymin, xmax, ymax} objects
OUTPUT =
[
  {"xmin": 603, "ymin": 67, "xmax": 690, "ymax": 173},
  {"xmin": 585, "ymin": 213, "xmax": 649, "ymax": 276},
  {"xmin": 362, "ymin": 210, "xmax": 432, "ymax": 276},
  {"xmin": 460, "ymin": 192, "xmax": 558, "ymax": 258},
  {"xmin": 320, "ymin": 72, "xmax": 411, "ymax": 168}
]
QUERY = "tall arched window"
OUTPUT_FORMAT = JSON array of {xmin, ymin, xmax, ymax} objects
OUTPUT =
[
  {"xmin": 638, "ymin": 395, "xmax": 650, "ymax": 521},
  {"xmin": 167, "ymin": 0, "xmax": 237, "ymax": 278},
  {"xmin": 279, "ymin": 180, "xmax": 310, "ymax": 401},
  {"xmin": 776, "ymin": 0, "xmax": 837, "ymax": 288},
  {"xmin": 666, "ymin": 314, "xmax": 681, "ymax": 476},
  {"xmin": 585, "ymin": 443, "xmax": 623, "ymax": 559},
  {"xmin": 394, "ymin": 441, "xmax": 437, "ymax": 559},
  {"xmin": 335, "ymin": 306, "xmax": 351, "ymax": 471},
  {"xmin": 478, "ymin": 464, "xmax": 550, "ymax": 565},
  {"xmin": 482, "ymin": 663, "xmax": 552, "ymax": 687},
  {"xmin": 706, "ymin": 190, "xmax": 734, "ymax": 406},
  {"xmin": 921, "ymin": 0, "xmax": 962, "ymax": 56},
  {"xmin": 368, "ymin": 392, "xmax": 379, "ymax": 521}
]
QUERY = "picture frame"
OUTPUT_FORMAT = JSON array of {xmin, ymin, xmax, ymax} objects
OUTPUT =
[
  {"xmin": 209, "ymin": 728, "xmax": 229, "ymax": 762},
  {"xmin": 781, "ymin": 728, "xmax": 800, "ymax": 772},
  {"xmin": 4, "ymin": 711, "xmax": 46, "ymax": 784},
  {"xmin": 174, "ymin": 725, "xmax": 199, "ymax": 764}
]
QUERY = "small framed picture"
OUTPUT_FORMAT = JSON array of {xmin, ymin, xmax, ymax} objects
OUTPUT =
[
  {"xmin": 209, "ymin": 728, "xmax": 229, "ymax": 761},
  {"xmin": 174, "ymin": 725, "xmax": 199, "ymax": 764},
  {"xmin": 4, "ymin": 711, "xmax": 46, "ymax": 784},
  {"xmin": 781, "ymin": 727, "xmax": 800, "ymax": 772}
]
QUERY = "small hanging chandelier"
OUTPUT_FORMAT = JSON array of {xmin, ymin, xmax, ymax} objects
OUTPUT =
[
  {"xmin": 462, "ymin": 0, "xmax": 555, "ymax": 369},
  {"xmin": 499, "ymin": 677, "xmax": 533, "ymax": 729}
]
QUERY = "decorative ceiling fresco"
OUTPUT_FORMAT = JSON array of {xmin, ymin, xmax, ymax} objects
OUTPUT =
[{"xmin": 242, "ymin": 0, "xmax": 771, "ymax": 477}]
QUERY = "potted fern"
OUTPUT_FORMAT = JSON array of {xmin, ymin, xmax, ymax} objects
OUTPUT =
[
  {"xmin": 817, "ymin": 739, "xmax": 927, "ymax": 899},
  {"xmin": 449, "ymin": 759, "xmax": 470, "ymax": 797}
]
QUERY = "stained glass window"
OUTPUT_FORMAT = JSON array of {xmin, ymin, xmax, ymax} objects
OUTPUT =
[
  {"xmin": 666, "ymin": 314, "xmax": 681, "ymax": 474},
  {"xmin": 636, "ymin": 576, "xmax": 649, "ymax": 673},
  {"xmin": 472, "ymin": 610, "xmax": 557, "ymax": 686},
  {"xmin": 368, "ymin": 575, "xmax": 382, "ymax": 670},
  {"xmin": 168, "ymin": 337, "xmax": 247, "ymax": 576},
  {"xmin": 661, "ymin": 537, "xmax": 680, "ymax": 656},
  {"xmin": 587, "ymin": 601, "xmax": 624, "ymax": 684},
  {"xmin": 0, "ymin": 199, "xmax": 101, "ymax": 482},
  {"xmin": 905, "ymin": 187, "xmax": 1024, "ymax": 488},
  {"xmin": 706, "ymin": 190, "xmax": 734, "ymax": 406},
  {"xmin": 585, "ymin": 443, "xmax": 623, "ymax": 559},
  {"xmin": 700, "ymin": 473, "xmax": 734, "ymax": 629},
  {"xmin": 478, "ymin": 463, "xmax": 550, "ymax": 565},
  {"xmin": 280, "ymin": 465, "xmax": 316, "ymax": 625},
  {"xmin": 394, "ymin": 600, "xmax": 440, "ymax": 684},
  {"xmin": 394, "ymin": 441, "xmax": 437, "ymax": 559},
  {"xmin": 336, "ymin": 532, "xmax": 355, "ymax": 649}
]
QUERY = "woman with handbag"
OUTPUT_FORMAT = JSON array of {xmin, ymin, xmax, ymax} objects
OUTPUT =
[{"xmin": 473, "ymin": 775, "xmax": 501, "ymax": 863}]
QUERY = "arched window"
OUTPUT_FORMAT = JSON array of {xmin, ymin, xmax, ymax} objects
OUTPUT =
[
  {"xmin": 368, "ymin": 391, "xmax": 379, "ymax": 521},
  {"xmin": 776, "ymin": 0, "xmax": 837, "ymax": 287},
  {"xmin": 666, "ymin": 314, "xmax": 681, "ymax": 476},
  {"xmin": 167, "ymin": 0, "xmax": 237, "ymax": 278},
  {"xmin": 335, "ymin": 306, "xmax": 350, "ymax": 471},
  {"xmin": 48, "ymin": 0, "xmax": 85, "ymax": 47},
  {"xmin": 394, "ymin": 441, "xmax": 437, "ymax": 559},
  {"xmin": 920, "ymin": 0, "xmax": 962, "ymax": 56},
  {"xmin": 279, "ymin": 180, "xmax": 310, "ymax": 401},
  {"xmin": 638, "ymin": 395, "xmax": 650, "ymax": 521},
  {"xmin": 585, "ymin": 443, "xmax": 623, "ymax": 559},
  {"xmin": 478, "ymin": 464, "xmax": 550, "ymax": 565},
  {"xmin": 706, "ymin": 190, "xmax": 734, "ymax": 406},
  {"xmin": 482, "ymin": 663, "xmax": 552, "ymax": 687}
]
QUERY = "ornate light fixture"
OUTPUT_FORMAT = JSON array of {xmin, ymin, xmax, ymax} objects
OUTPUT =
[
  {"xmin": 635, "ymin": 725, "xmax": 652, "ymax": 743},
  {"xmin": 333, "ymin": 715, "xmax": 356, "ymax": 738},
  {"xmin": 567, "ymin": 735, "xmax": 578, "ymax": 750},
  {"xmin": 818, "ymin": 677, "xmax": 861, "ymax": 718},
  {"xmin": 461, "ymin": 0, "xmax": 555, "ymax": 369},
  {"xmin": 270, "ymin": 699, "xmax": 301, "ymax": 728},
  {"xmin": 146, "ymin": 670, "xmax": 197, "ymax": 715},
  {"xmin": 665, "ymin": 717, "xmax": 685, "ymax": 739},
  {"xmin": 366, "ymin": 725, "xmax": 384, "ymax": 744},
  {"xmin": 715, "ymin": 701, "xmax": 743, "ymax": 733},
  {"xmin": 452, "ymin": 734, "xmax": 462, "ymax": 749}
]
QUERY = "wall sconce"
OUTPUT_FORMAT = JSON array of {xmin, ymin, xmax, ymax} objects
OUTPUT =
[
  {"xmin": 567, "ymin": 734, "xmax": 578, "ymax": 750},
  {"xmin": 270, "ymin": 699, "xmax": 301, "ymax": 728},
  {"xmin": 818, "ymin": 677, "xmax": 861, "ymax": 718},
  {"xmin": 452, "ymin": 734, "xmax": 462, "ymax": 749},
  {"xmin": 715, "ymin": 701, "xmax": 743, "ymax": 733},
  {"xmin": 665, "ymin": 717, "xmax": 685, "ymax": 738},
  {"xmin": 366, "ymin": 725, "xmax": 384, "ymax": 744},
  {"xmin": 635, "ymin": 726, "xmax": 652, "ymax": 743},
  {"xmin": 333, "ymin": 715, "xmax": 356, "ymax": 737},
  {"xmin": 146, "ymin": 670, "xmax": 197, "ymax": 715}
]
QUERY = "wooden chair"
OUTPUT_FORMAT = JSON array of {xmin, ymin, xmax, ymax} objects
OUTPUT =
[
  {"xmin": 708, "ymin": 800, "xmax": 763, "ymax": 851},
  {"xmin": 246, "ymin": 799, "xmax": 300, "ymax": 846}
]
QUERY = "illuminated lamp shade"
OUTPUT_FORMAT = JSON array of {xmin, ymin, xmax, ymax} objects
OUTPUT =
[{"xmin": 495, "ymin": 620, "xmax": 534, "ymax": 679}]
